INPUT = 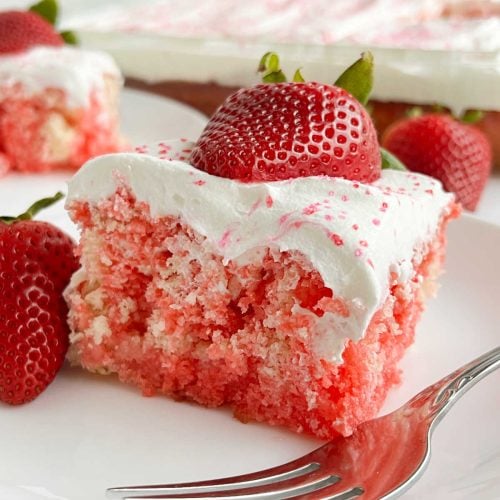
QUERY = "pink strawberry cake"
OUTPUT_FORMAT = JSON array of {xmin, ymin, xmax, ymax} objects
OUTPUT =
[
  {"xmin": 64, "ymin": 136, "xmax": 458, "ymax": 439},
  {"xmin": 0, "ymin": 45, "xmax": 123, "ymax": 175}
]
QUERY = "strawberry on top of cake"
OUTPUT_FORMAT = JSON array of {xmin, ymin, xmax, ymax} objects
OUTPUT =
[
  {"xmin": 0, "ymin": 1, "xmax": 124, "ymax": 176},
  {"xmin": 64, "ymin": 53, "xmax": 459, "ymax": 439}
]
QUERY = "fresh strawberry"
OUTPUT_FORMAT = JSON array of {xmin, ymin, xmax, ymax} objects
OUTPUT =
[
  {"xmin": 0, "ymin": 193, "xmax": 79, "ymax": 405},
  {"xmin": 0, "ymin": 10, "xmax": 63, "ymax": 55},
  {"xmin": 382, "ymin": 114, "xmax": 492, "ymax": 210},
  {"xmin": 190, "ymin": 53, "xmax": 381, "ymax": 183}
]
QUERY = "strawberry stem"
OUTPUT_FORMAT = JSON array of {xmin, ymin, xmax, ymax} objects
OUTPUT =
[
  {"xmin": 29, "ymin": 0, "xmax": 58, "ymax": 25},
  {"xmin": 0, "ymin": 192, "xmax": 64, "ymax": 224},
  {"xmin": 381, "ymin": 148, "xmax": 407, "ymax": 171},
  {"xmin": 334, "ymin": 51, "xmax": 373, "ymax": 106},
  {"xmin": 461, "ymin": 109, "xmax": 484, "ymax": 124},
  {"xmin": 258, "ymin": 52, "xmax": 287, "ymax": 83},
  {"xmin": 292, "ymin": 68, "xmax": 305, "ymax": 82},
  {"xmin": 406, "ymin": 106, "xmax": 423, "ymax": 118},
  {"xmin": 60, "ymin": 30, "xmax": 78, "ymax": 45}
]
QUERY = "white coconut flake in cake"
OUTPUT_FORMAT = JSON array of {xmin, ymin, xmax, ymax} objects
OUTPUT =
[
  {"xmin": 66, "ymin": 139, "xmax": 454, "ymax": 360},
  {"xmin": 0, "ymin": 46, "xmax": 122, "ymax": 108}
]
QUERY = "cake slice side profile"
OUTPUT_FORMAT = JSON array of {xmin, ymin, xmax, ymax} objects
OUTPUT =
[{"xmin": 65, "ymin": 140, "xmax": 458, "ymax": 439}]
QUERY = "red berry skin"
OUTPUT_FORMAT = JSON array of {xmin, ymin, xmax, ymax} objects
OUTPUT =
[
  {"xmin": 0, "ymin": 221, "xmax": 79, "ymax": 405},
  {"xmin": 190, "ymin": 82, "xmax": 381, "ymax": 183},
  {"xmin": 382, "ymin": 114, "xmax": 492, "ymax": 211},
  {"xmin": 0, "ymin": 11, "xmax": 63, "ymax": 55}
]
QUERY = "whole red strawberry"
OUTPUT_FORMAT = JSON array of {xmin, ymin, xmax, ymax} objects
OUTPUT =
[
  {"xmin": 190, "ymin": 53, "xmax": 381, "ymax": 183},
  {"xmin": 0, "ymin": 193, "xmax": 79, "ymax": 405},
  {"xmin": 0, "ymin": 10, "xmax": 63, "ymax": 55},
  {"xmin": 382, "ymin": 114, "xmax": 492, "ymax": 210}
]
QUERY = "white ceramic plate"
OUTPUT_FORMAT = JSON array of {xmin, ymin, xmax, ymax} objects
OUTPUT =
[{"xmin": 0, "ymin": 90, "xmax": 499, "ymax": 500}]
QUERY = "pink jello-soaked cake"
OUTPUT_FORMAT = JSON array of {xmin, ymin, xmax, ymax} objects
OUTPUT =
[
  {"xmin": 0, "ymin": 45, "xmax": 124, "ymax": 175},
  {"xmin": 65, "ymin": 138, "xmax": 458, "ymax": 440}
]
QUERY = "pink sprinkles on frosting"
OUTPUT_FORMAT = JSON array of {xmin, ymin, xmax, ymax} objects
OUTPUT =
[
  {"xmin": 330, "ymin": 233, "xmax": 344, "ymax": 246},
  {"xmin": 219, "ymin": 229, "xmax": 232, "ymax": 248},
  {"xmin": 303, "ymin": 203, "xmax": 320, "ymax": 215}
]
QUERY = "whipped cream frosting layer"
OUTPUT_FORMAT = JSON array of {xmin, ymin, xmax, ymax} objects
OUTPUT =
[
  {"xmin": 66, "ymin": 140, "xmax": 454, "ymax": 361},
  {"xmin": 0, "ymin": 46, "xmax": 122, "ymax": 108}
]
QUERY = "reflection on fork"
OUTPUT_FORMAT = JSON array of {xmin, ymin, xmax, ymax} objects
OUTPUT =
[{"xmin": 107, "ymin": 346, "xmax": 500, "ymax": 500}]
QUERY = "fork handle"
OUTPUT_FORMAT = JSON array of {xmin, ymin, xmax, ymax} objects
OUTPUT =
[{"xmin": 417, "ymin": 346, "xmax": 500, "ymax": 424}]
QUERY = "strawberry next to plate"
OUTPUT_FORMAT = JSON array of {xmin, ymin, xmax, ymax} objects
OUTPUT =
[{"xmin": 0, "ymin": 193, "xmax": 79, "ymax": 405}]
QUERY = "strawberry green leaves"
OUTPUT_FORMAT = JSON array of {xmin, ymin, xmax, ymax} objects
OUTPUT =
[
  {"xmin": 334, "ymin": 52, "xmax": 374, "ymax": 106},
  {"xmin": 29, "ymin": 0, "xmax": 58, "ymax": 25},
  {"xmin": 460, "ymin": 109, "xmax": 484, "ymax": 124},
  {"xmin": 292, "ymin": 68, "xmax": 305, "ymax": 83},
  {"xmin": 258, "ymin": 52, "xmax": 287, "ymax": 83},
  {"xmin": 258, "ymin": 51, "xmax": 374, "ymax": 105},
  {"xmin": 380, "ymin": 148, "xmax": 407, "ymax": 171},
  {"xmin": 258, "ymin": 53, "xmax": 308, "ymax": 83},
  {"xmin": 60, "ymin": 30, "xmax": 78, "ymax": 45},
  {"xmin": 28, "ymin": 0, "xmax": 78, "ymax": 45}
]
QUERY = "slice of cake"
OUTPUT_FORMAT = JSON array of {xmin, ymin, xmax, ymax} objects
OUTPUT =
[
  {"xmin": 0, "ymin": 7, "xmax": 124, "ymax": 175},
  {"xmin": 65, "ymin": 141, "xmax": 458, "ymax": 439}
]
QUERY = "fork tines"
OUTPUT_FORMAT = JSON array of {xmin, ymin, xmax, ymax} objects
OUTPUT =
[{"xmin": 106, "ymin": 458, "xmax": 364, "ymax": 499}]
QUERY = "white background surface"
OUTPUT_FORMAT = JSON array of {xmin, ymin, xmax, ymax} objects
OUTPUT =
[{"xmin": 0, "ymin": 89, "xmax": 498, "ymax": 499}]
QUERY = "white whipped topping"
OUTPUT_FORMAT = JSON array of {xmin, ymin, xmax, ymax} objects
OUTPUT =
[
  {"xmin": 66, "ymin": 140, "xmax": 454, "ymax": 361},
  {"xmin": 0, "ymin": 46, "xmax": 122, "ymax": 108}
]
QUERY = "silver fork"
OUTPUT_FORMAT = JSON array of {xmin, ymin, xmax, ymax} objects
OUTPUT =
[{"xmin": 107, "ymin": 346, "xmax": 500, "ymax": 500}]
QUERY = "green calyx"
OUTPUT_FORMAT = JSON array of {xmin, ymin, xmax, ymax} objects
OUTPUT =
[
  {"xmin": 258, "ymin": 52, "xmax": 287, "ymax": 83},
  {"xmin": 0, "ymin": 192, "xmax": 64, "ymax": 225},
  {"xmin": 380, "ymin": 148, "xmax": 407, "ymax": 171},
  {"xmin": 407, "ymin": 105, "xmax": 484, "ymax": 124},
  {"xmin": 406, "ymin": 106, "xmax": 423, "ymax": 118},
  {"xmin": 292, "ymin": 68, "xmax": 305, "ymax": 83},
  {"xmin": 258, "ymin": 51, "xmax": 374, "ymax": 106},
  {"xmin": 334, "ymin": 51, "xmax": 374, "ymax": 106},
  {"xmin": 29, "ymin": 0, "xmax": 58, "ymax": 25},
  {"xmin": 60, "ymin": 30, "xmax": 78, "ymax": 45},
  {"xmin": 257, "ymin": 54, "xmax": 309, "ymax": 84},
  {"xmin": 460, "ymin": 109, "xmax": 484, "ymax": 124},
  {"xmin": 29, "ymin": 0, "xmax": 79, "ymax": 45}
]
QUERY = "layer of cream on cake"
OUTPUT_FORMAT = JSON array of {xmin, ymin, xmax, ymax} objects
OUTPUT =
[
  {"xmin": 66, "ymin": 140, "xmax": 453, "ymax": 362},
  {"xmin": 0, "ymin": 45, "xmax": 121, "ymax": 107}
]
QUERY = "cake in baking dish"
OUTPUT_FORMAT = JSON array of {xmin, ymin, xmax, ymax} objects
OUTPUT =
[
  {"xmin": 0, "ymin": 4, "xmax": 124, "ymax": 176},
  {"xmin": 64, "ymin": 135, "xmax": 458, "ymax": 439},
  {"xmin": 67, "ymin": 0, "xmax": 500, "ymax": 167}
]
